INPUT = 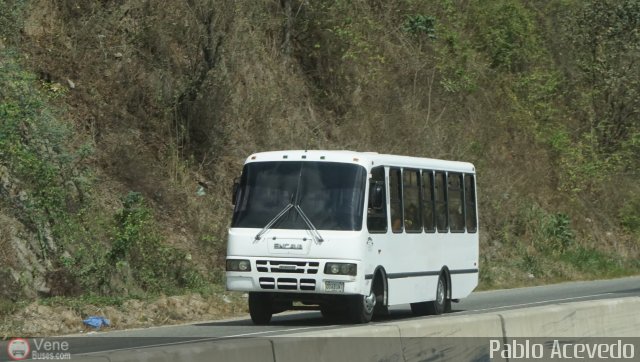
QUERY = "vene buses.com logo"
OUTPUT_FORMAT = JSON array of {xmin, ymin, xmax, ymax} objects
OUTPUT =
[{"xmin": 7, "ymin": 338, "xmax": 30, "ymax": 361}]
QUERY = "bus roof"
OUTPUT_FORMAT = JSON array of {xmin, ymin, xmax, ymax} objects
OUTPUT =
[{"xmin": 244, "ymin": 150, "xmax": 475, "ymax": 173}]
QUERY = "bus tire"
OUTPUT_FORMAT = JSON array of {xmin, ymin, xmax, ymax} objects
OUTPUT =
[
  {"xmin": 348, "ymin": 288, "xmax": 375, "ymax": 324},
  {"xmin": 425, "ymin": 274, "xmax": 447, "ymax": 315},
  {"xmin": 410, "ymin": 273, "xmax": 448, "ymax": 316},
  {"xmin": 372, "ymin": 274, "xmax": 389, "ymax": 317},
  {"xmin": 248, "ymin": 292, "xmax": 273, "ymax": 325},
  {"xmin": 320, "ymin": 305, "xmax": 345, "ymax": 321}
]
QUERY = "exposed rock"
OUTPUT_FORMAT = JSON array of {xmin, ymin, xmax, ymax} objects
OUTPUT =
[{"xmin": 0, "ymin": 269, "xmax": 22, "ymax": 301}]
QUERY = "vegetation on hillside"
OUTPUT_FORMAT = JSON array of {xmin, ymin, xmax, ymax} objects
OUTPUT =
[{"xmin": 1, "ymin": 0, "xmax": 639, "ymax": 330}]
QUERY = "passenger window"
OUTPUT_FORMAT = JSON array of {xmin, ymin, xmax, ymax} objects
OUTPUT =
[
  {"xmin": 465, "ymin": 174, "xmax": 478, "ymax": 233},
  {"xmin": 448, "ymin": 173, "xmax": 465, "ymax": 232},
  {"xmin": 435, "ymin": 171, "xmax": 448, "ymax": 232},
  {"xmin": 422, "ymin": 170, "xmax": 436, "ymax": 232},
  {"xmin": 389, "ymin": 168, "xmax": 403, "ymax": 233},
  {"xmin": 367, "ymin": 167, "xmax": 387, "ymax": 233},
  {"xmin": 403, "ymin": 169, "xmax": 421, "ymax": 232}
]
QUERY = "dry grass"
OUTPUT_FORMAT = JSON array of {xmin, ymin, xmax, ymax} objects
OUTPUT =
[{"xmin": 0, "ymin": 213, "xmax": 19, "ymax": 270}]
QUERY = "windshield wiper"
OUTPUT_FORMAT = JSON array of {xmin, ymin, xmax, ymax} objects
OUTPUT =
[
  {"xmin": 255, "ymin": 162, "xmax": 324, "ymax": 243},
  {"xmin": 254, "ymin": 203, "xmax": 293, "ymax": 241},
  {"xmin": 253, "ymin": 203, "xmax": 325, "ymax": 243},
  {"xmin": 294, "ymin": 205, "xmax": 324, "ymax": 243}
]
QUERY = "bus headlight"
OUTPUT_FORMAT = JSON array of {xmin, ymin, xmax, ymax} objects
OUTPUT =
[
  {"xmin": 324, "ymin": 263, "xmax": 357, "ymax": 276},
  {"xmin": 226, "ymin": 259, "xmax": 251, "ymax": 272}
]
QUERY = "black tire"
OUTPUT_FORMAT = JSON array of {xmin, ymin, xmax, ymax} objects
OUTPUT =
[
  {"xmin": 372, "ymin": 275, "xmax": 389, "ymax": 317},
  {"xmin": 320, "ymin": 305, "xmax": 345, "ymax": 322},
  {"xmin": 248, "ymin": 292, "xmax": 273, "ymax": 325},
  {"xmin": 347, "ymin": 288, "xmax": 376, "ymax": 324},
  {"xmin": 444, "ymin": 291, "xmax": 452, "ymax": 313},
  {"xmin": 426, "ymin": 274, "xmax": 447, "ymax": 315},
  {"xmin": 410, "ymin": 273, "xmax": 448, "ymax": 316}
]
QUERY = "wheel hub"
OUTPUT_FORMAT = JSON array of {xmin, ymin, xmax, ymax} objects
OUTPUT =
[
  {"xmin": 364, "ymin": 291, "xmax": 376, "ymax": 313},
  {"xmin": 437, "ymin": 279, "xmax": 445, "ymax": 305}
]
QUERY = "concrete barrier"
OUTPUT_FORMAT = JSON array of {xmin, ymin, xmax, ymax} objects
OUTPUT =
[
  {"xmin": 271, "ymin": 325, "xmax": 403, "ymax": 362},
  {"xmin": 72, "ymin": 296, "xmax": 640, "ymax": 361},
  {"xmin": 392, "ymin": 313, "xmax": 505, "ymax": 362},
  {"xmin": 393, "ymin": 313, "xmax": 504, "ymax": 337},
  {"xmin": 85, "ymin": 338, "xmax": 275, "ymax": 362},
  {"xmin": 498, "ymin": 297, "xmax": 640, "ymax": 337}
]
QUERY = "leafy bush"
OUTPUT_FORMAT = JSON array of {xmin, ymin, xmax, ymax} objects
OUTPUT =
[
  {"xmin": 106, "ymin": 192, "xmax": 205, "ymax": 293},
  {"xmin": 403, "ymin": 14, "xmax": 436, "ymax": 39},
  {"xmin": 542, "ymin": 213, "xmax": 575, "ymax": 254},
  {"xmin": 519, "ymin": 203, "xmax": 574, "ymax": 254},
  {"xmin": 470, "ymin": 0, "xmax": 539, "ymax": 71},
  {"xmin": 0, "ymin": 50, "xmax": 87, "ymax": 260}
]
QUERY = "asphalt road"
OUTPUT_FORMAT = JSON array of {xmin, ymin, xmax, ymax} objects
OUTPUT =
[{"xmin": 28, "ymin": 276, "xmax": 640, "ymax": 357}]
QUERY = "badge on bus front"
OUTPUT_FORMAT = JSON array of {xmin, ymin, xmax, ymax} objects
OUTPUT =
[{"xmin": 268, "ymin": 239, "xmax": 310, "ymax": 254}]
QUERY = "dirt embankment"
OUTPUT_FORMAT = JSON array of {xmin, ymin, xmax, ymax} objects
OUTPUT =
[{"xmin": 2, "ymin": 293, "xmax": 246, "ymax": 337}]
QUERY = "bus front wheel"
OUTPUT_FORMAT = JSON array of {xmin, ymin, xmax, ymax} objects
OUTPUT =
[
  {"xmin": 320, "ymin": 305, "xmax": 345, "ymax": 321},
  {"xmin": 348, "ymin": 289, "xmax": 376, "ymax": 324},
  {"xmin": 248, "ymin": 292, "xmax": 273, "ymax": 325}
]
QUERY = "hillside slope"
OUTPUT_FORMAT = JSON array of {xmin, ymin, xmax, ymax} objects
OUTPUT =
[{"xmin": 1, "ymin": 0, "xmax": 638, "ymax": 333}]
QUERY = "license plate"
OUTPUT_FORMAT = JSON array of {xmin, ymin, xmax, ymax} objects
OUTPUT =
[{"xmin": 325, "ymin": 280, "xmax": 344, "ymax": 293}]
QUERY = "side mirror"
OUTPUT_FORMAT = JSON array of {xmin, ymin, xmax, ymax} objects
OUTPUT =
[
  {"xmin": 231, "ymin": 178, "xmax": 240, "ymax": 205},
  {"xmin": 369, "ymin": 181, "xmax": 384, "ymax": 210}
]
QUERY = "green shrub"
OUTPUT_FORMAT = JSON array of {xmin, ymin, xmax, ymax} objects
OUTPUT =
[
  {"xmin": 519, "ymin": 203, "xmax": 574, "ymax": 254},
  {"xmin": 106, "ymin": 192, "xmax": 205, "ymax": 294},
  {"xmin": 542, "ymin": 213, "xmax": 575, "ymax": 254},
  {"xmin": 0, "ymin": 49, "xmax": 88, "ymax": 259},
  {"xmin": 403, "ymin": 14, "xmax": 436, "ymax": 39},
  {"xmin": 470, "ymin": 0, "xmax": 539, "ymax": 71}
]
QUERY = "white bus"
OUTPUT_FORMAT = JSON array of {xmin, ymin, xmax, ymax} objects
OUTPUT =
[{"xmin": 226, "ymin": 150, "xmax": 479, "ymax": 324}]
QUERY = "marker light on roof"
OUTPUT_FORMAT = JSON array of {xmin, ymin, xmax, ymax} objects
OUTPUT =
[
  {"xmin": 353, "ymin": 158, "xmax": 359, "ymax": 162},
  {"xmin": 283, "ymin": 155, "xmax": 288, "ymax": 159}
]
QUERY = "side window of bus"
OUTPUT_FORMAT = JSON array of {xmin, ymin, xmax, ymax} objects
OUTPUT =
[
  {"xmin": 403, "ymin": 169, "xmax": 421, "ymax": 232},
  {"xmin": 435, "ymin": 171, "xmax": 448, "ymax": 232},
  {"xmin": 367, "ymin": 167, "xmax": 387, "ymax": 233},
  {"xmin": 448, "ymin": 173, "xmax": 465, "ymax": 232},
  {"xmin": 389, "ymin": 168, "xmax": 403, "ymax": 233},
  {"xmin": 422, "ymin": 170, "xmax": 436, "ymax": 232},
  {"xmin": 465, "ymin": 174, "xmax": 478, "ymax": 233}
]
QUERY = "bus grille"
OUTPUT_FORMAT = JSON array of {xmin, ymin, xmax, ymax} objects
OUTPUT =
[
  {"xmin": 256, "ymin": 260, "xmax": 319, "ymax": 274},
  {"xmin": 258, "ymin": 277, "xmax": 316, "ymax": 291}
]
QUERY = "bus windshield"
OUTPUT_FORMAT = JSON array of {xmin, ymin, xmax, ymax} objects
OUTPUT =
[{"xmin": 232, "ymin": 161, "xmax": 367, "ymax": 231}]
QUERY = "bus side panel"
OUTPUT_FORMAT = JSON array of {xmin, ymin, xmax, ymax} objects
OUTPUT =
[
  {"xmin": 373, "ymin": 232, "xmax": 478, "ymax": 306},
  {"xmin": 387, "ymin": 275, "xmax": 438, "ymax": 305},
  {"xmin": 451, "ymin": 273, "xmax": 478, "ymax": 299},
  {"xmin": 447, "ymin": 233, "xmax": 479, "ymax": 299}
]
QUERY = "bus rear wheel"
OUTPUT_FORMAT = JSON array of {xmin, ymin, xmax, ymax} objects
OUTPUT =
[
  {"xmin": 411, "ymin": 274, "xmax": 448, "ymax": 316},
  {"xmin": 248, "ymin": 292, "xmax": 273, "ymax": 325}
]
